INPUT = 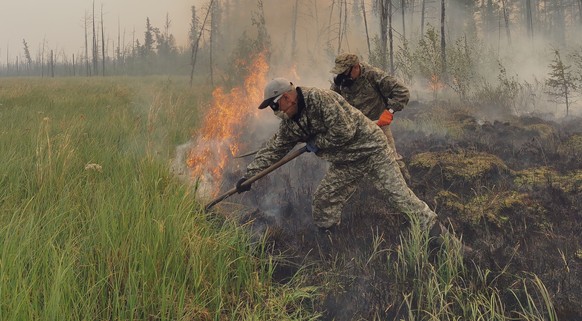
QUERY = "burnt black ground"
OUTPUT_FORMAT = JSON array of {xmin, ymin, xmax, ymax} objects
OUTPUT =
[{"xmin": 212, "ymin": 101, "xmax": 582, "ymax": 320}]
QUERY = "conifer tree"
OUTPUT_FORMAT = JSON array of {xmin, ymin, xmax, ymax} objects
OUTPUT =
[
  {"xmin": 22, "ymin": 39, "xmax": 32, "ymax": 67},
  {"xmin": 545, "ymin": 49, "xmax": 577, "ymax": 116}
]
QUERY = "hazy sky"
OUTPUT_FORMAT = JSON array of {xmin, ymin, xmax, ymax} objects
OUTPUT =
[{"xmin": 0, "ymin": 0, "xmax": 196, "ymax": 59}]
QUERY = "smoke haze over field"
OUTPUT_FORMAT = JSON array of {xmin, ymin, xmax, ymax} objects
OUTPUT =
[
  {"xmin": 2, "ymin": 0, "xmax": 582, "ymax": 116},
  {"xmin": 0, "ymin": 0, "xmax": 192, "ymax": 58}
]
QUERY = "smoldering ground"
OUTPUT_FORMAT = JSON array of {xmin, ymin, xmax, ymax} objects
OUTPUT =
[{"xmin": 173, "ymin": 97, "xmax": 582, "ymax": 320}]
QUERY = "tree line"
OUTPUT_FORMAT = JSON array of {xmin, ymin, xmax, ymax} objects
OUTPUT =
[{"xmin": 1, "ymin": 0, "xmax": 581, "ymax": 113}]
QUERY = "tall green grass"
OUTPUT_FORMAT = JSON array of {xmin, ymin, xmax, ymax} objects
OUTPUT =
[
  {"xmin": 0, "ymin": 77, "xmax": 317, "ymax": 320},
  {"xmin": 389, "ymin": 220, "xmax": 557, "ymax": 320}
]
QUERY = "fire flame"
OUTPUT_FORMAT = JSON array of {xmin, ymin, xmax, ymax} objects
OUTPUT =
[
  {"xmin": 187, "ymin": 53, "xmax": 269, "ymax": 198},
  {"xmin": 429, "ymin": 74, "xmax": 445, "ymax": 92}
]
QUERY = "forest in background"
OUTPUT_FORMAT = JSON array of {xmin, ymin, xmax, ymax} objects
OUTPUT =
[{"xmin": 1, "ymin": 0, "xmax": 582, "ymax": 116}]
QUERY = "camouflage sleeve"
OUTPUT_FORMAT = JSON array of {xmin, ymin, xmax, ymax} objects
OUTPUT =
[
  {"xmin": 378, "ymin": 75, "xmax": 409, "ymax": 111},
  {"xmin": 310, "ymin": 91, "xmax": 357, "ymax": 150},
  {"xmin": 244, "ymin": 129, "xmax": 296, "ymax": 179},
  {"xmin": 368, "ymin": 67, "xmax": 410, "ymax": 112}
]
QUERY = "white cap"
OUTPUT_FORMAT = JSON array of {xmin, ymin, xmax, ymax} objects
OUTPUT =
[{"xmin": 258, "ymin": 77, "xmax": 293, "ymax": 109}]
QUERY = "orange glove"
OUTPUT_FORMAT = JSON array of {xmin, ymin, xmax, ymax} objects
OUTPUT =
[{"xmin": 377, "ymin": 109, "xmax": 394, "ymax": 126}]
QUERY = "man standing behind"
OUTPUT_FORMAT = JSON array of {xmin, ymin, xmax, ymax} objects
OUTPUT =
[
  {"xmin": 235, "ymin": 77, "xmax": 472, "ymax": 257},
  {"xmin": 330, "ymin": 53, "xmax": 411, "ymax": 182}
]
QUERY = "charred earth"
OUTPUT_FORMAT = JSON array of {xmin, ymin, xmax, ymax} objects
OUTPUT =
[{"xmin": 203, "ymin": 101, "xmax": 582, "ymax": 320}]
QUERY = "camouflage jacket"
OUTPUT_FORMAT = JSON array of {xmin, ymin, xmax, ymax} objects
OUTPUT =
[
  {"xmin": 244, "ymin": 87, "xmax": 389, "ymax": 179},
  {"xmin": 331, "ymin": 62, "xmax": 410, "ymax": 120}
]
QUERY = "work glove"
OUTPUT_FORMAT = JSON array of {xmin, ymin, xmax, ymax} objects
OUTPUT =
[
  {"xmin": 377, "ymin": 109, "xmax": 394, "ymax": 126},
  {"xmin": 306, "ymin": 139, "xmax": 319, "ymax": 153},
  {"xmin": 235, "ymin": 177, "xmax": 251, "ymax": 194}
]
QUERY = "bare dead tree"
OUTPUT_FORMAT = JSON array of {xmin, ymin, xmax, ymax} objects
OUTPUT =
[
  {"xmin": 291, "ymin": 0, "xmax": 299, "ymax": 58},
  {"xmin": 343, "ymin": 0, "xmax": 349, "ymax": 52},
  {"xmin": 362, "ymin": 0, "xmax": 371, "ymax": 57},
  {"xmin": 50, "ymin": 50, "xmax": 54, "ymax": 77},
  {"xmin": 92, "ymin": 0, "xmax": 98, "ymax": 76},
  {"xmin": 4, "ymin": 46, "xmax": 8, "ymax": 74},
  {"xmin": 408, "ymin": 0, "xmax": 415, "ymax": 35},
  {"xmin": 377, "ymin": 0, "xmax": 389, "ymax": 70},
  {"xmin": 41, "ymin": 41, "xmax": 45, "ymax": 77},
  {"xmin": 440, "ymin": 0, "xmax": 446, "ymax": 75},
  {"xmin": 525, "ymin": 0, "xmax": 534, "ymax": 42},
  {"xmin": 210, "ymin": 0, "xmax": 220, "ymax": 87},
  {"xmin": 116, "ymin": 17, "xmax": 121, "ymax": 70},
  {"xmin": 122, "ymin": 27, "xmax": 126, "ymax": 64},
  {"xmin": 132, "ymin": 28, "xmax": 135, "ymax": 59},
  {"xmin": 389, "ymin": 0, "xmax": 394, "ymax": 74},
  {"xmin": 501, "ymin": 0, "xmax": 511, "ymax": 45},
  {"xmin": 421, "ymin": 0, "xmax": 426, "ymax": 36},
  {"xmin": 337, "ymin": 0, "xmax": 345, "ymax": 54},
  {"xmin": 84, "ymin": 12, "xmax": 90, "ymax": 76},
  {"xmin": 401, "ymin": 0, "xmax": 406, "ymax": 41},
  {"xmin": 101, "ymin": 4, "xmax": 106, "ymax": 76},
  {"xmin": 329, "ymin": 0, "xmax": 336, "ymax": 45},
  {"xmin": 189, "ymin": 0, "xmax": 214, "ymax": 87}
]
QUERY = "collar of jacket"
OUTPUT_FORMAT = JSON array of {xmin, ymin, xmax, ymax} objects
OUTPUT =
[{"xmin": 292, "ymin": 87, "xmax": 306, "ymax": 122}]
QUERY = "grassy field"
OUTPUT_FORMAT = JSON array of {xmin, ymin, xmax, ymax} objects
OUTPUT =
[
  {"xmin": 0, "ymin": 77, "xmax": 560, "ymax": 320},
  {"xmin": 0, "ymin": 77, "xmax": 317, "ymax": 320}
]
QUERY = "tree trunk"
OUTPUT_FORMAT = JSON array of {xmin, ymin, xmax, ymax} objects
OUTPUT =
[
  {"xmin": 401, "ymin": 0, "xmax": 406, "ymax": 42},
  {"xmin": 92, "ymin": 0, "xmax": 98, "ymax": 76},
  {"xmin": 565, "ymin": 88, "xmax": 570, "ymax": 116},
  {"xmin": 525, "ymin": 0, "xmax": 534, "ymax": 41},
  {"xmin": 85, "ymin": 12, "xmax": 90, "ymax": 76},
  {"xmin": 362, "ymin": 0, "xmax": 371, "ymax": 57},
  {"xmin": 41, "ymin": 42, "xmax": 45, "ymax": 78},
  {"xmin": 501, "ymin": 0, "xmax": 511, "ymax": 45},
  {"xmin": 189, "ymin": 0, "xmax": 214, "ymax": 87},
  {"xmin": 337, "ymin": 0, "xmax": 342, "ymax": 53},
  {"xmin": 486, "ymin": 0, "xmax": 494, "ymax": 35},
  {"xmin": 440, "ymin": 0, "xmax": 446, "ymax": 75},
  {"xmin": 328, "ymin": 0, "xmax": 335, "ymax": 48},
  {"xmin": 553, "ymin": 0, "xmax": 566, "ymax": 46},
  {"xmin": 50, "ymin": 50, "xmax": 54, "ymax": 78},
  {"xmin": 389, "ymin": 0, "xmax": 394, "ymax": 74},
  {"xmin": 420, "ymin": 0, "xmax": 426, "ymax": 36},
  {"xmin": 117, "ymin": 18, "xmax": 121, "ymax": 71},
  {"xmin": 379, "ymin": 0, "xmax": 388, "ymax": 70},
  {"xmin": 343, "ymin": 0, "xmax": 348, "ymax": 51},
  {"xmin": 101, "ymin": 4, "xmax": 106, "ymax": 76},
  {"xmin": 210, "ymin": 1, "xmax": 217, "ymax": 87},
  {"xmin": 291, "ymin": 0, "xmax": 299, "ymax": 58}
]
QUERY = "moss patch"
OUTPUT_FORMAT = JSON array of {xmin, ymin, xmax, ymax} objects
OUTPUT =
[
  {"xmin": 515, "ymin": 166, "xmax": 582, "ymax": 194},
  {"xmin": 410, "ymin": 150, "xmax": 513, "ymax": 192},
  {"xmin": 557, "ymin": 134, "xmax": 582, "ymax": 160},
  {"xmin": 436, "ymin": 189, "xmax": 539, "ymax": 227}
]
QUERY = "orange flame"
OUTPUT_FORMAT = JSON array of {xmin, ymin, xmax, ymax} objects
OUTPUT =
[
  {"xmin": 187, "ymin": 53, "xmax": 269, "ymax": 197},
  {"xmin": 429, "ymin": 74, "xmax": 445, "ymax": 92}
]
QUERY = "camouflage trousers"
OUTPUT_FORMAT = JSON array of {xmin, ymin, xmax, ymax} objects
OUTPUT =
[
  {"xmin": 312, "ymin": 147, "xmax": 437, "ymax": 230},
  {"xmin": 380, "ymin": 124, "xmax": 411, "ymax": 182}
]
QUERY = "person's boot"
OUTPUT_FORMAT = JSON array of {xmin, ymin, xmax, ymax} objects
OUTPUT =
[{"xmin": 429, "ymin": 222, "xmax": 475, "ymax": 259}]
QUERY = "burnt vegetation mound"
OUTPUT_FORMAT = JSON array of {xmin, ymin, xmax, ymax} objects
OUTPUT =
[{"xmin": 214, "ymin": 102, "xmax": 582, "ymax": 320}]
